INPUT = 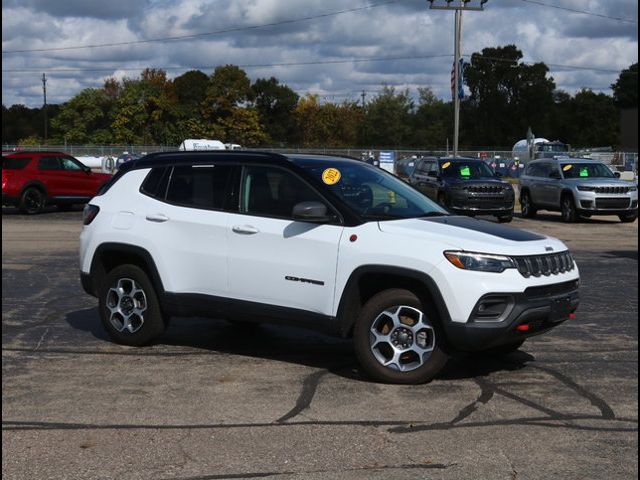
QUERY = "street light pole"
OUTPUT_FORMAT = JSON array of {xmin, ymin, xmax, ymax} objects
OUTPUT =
[
  {"xmin": 427, "ymin": 0, "xmax": 486, "ymax": 157},
  {"xmin": 453, "ymin": 6, "xmax": 462, "ymax": 157}
]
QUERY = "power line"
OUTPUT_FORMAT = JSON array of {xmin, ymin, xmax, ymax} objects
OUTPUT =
[
  {"xmin": 515, "ymin": 0, "xmax": 637, "ymax": 24},
  {"xmin": 1, "ymin": 54, "xmax": 452, "ymax": 73},
  {"xmin": 2, "ymin": 0, "xmax": 403, "ymax": 55}
]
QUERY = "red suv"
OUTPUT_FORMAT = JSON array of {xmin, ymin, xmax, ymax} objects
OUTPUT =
[{"xmin": 2, "ymin": 151, "xmax": 112, "ymax": 214}]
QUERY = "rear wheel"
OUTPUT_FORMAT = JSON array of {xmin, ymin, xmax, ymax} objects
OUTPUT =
[
  {"xmin": 98, "ymin": 265, "xmax": 167, "ymax": 346},
  {"xmin": 353, "ymin": 289, "xmax": 449, "ymax": 384},
  {"xmin": 18, "ymin": 187, "xmax": 45, "ymax": 214},
  {"xmin": 561, "ymin": 194, "xmax": 578, "ymax": 223},
  {"xmin": 520, "ymin": 190, "xmax": 536, "ymax": 218},
  {"xmin": 619, "ymin": 212, "xmax": 637, "ymax": 223}
]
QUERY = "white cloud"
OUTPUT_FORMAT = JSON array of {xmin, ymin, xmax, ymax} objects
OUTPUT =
[{"xmin": 2, "ymin": 0, "xmax": 638, "ymax": 106}]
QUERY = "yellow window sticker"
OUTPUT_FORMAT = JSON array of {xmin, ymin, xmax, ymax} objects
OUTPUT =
[
  {"xmin": 460, "ymin": 166, "xmax": 471, "ymax": 176},
  {"xmin": 442, "ymin": 161, "xmax": 451, "ymax": 169},
  {"xmin": 579, "ymin": 167, "xmax": 589, "ymax": 177},
  {"xmin": 322, "ymin": 168, "xmax": 341, "ymax": 185},
  {"xmin": 562, "ymin": 164, "xmax": 573, "ymax": 171},
  {"xmin": 387, "ymin": 191, "xmax": 397, "ymax": 204}
]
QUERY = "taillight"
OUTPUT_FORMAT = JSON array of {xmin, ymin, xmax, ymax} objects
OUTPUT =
[{"xmin": 83, "ymin": 204, "xmax": 100, "ymax": 225}]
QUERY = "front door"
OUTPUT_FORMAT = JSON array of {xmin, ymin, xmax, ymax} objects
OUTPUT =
[{"xmin": 227, "ymin": 165, "xmax": 344, "ymax": 316}]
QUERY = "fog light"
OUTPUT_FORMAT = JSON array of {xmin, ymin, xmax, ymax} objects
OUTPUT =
[
  {"xmin": 473, "ymin": 295, "xmax": 514, "ymax": 322},
  {"xmin": 580, "ymin": 200, "xmax": 592, "ymax": 209}
]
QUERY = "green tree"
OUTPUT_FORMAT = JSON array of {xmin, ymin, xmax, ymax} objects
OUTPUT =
[
  {"xmin": 50, "ymin": 88, "xmax": 113, "ymax": 144},
  {"xmin": 411, "ymin": 87, "xmax": 452, "ymax": 148},
  {"xmin": 363, "ymin": 86, "xmax": 414, "ymax": 147},
  {"xmin": 214, "ymin": 108, "xmax": 269, "ymax": 146},
  {"xmin": 611, "ymin": 63, "xmax": 638, "ymax": 108},
  {"xmin": 463, "ymin": 45, "xmax": 555, "ymax": 147},
  {"xmin": 173, "ymin": 70, "xmax": 209, "ymax": 115},
  {"xmin": 202, "ymin": 65, "xmax": 252, "ymax": 121},
  {"xmin": 565, "ymin": 89, "xmax": 618, "ymax": 147},
  {"xmin": 251, "ymin": 77, "xmax": 299, "ymax": 144}
]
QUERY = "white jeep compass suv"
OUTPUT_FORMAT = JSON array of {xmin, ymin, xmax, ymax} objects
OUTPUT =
[{"xmin": 80, "ymin": 152, "xmax": 580, "ymax": 384}]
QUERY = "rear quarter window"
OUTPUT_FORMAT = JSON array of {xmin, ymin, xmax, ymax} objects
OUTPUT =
[
  {"xmin": 2, "ymin": 157, "xmax": 31, "ymax": 170},
  {"xmin": 140, "ymin": 167, "xmax": 170, "ymax": 199}
]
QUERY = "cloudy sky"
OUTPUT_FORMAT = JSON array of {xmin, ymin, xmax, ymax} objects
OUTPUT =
[{"xmin": 2, "ymin": 0, "xmax": 638, "ymax": 107}]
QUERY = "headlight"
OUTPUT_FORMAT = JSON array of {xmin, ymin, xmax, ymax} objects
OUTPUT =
[
  {"xmin": 628, "ymin": 185, "xmax": 637, "ymax": 191},
  {"xmin": 577, "ymin": 185, "xmax": 596, "ymax": 191},
  {"xmin": 444, "ymin": 251, "xmax": 516, "ymax": 273}
]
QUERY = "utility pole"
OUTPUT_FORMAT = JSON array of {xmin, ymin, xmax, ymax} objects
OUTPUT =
[
  {"xmin": 427, "ymin": 0, "xmax": 487, "ymax": 157},
  {"xmin": 42, "ymin": 73, "xmax": 48, "ymax": 145},
  {"xmin": 361, "ymin": 90, "xmax": 367, "ymax": 148}
]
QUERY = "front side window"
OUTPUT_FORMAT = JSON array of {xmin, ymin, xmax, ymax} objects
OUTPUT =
[
  {"xmin": 439, "ymin": 160, "xmax": 495, "ymax": 179},
  {"xmin": 165, "ymin": 164, "xmax": 236, "ymax": 210},
  {"xmin": 560, "ymin": 162, "xmax": 615, "ymax": 179},
  {"xmin": 60, "ymin": 157, "xmax": 84, "ymax": 171},
  {"xmin": 240, "ymin": 165, "xmax": 325, "ymax": 219},
  {"xmin": 295, "ymin": 159, "xmax": 448, "ymax": 220}
]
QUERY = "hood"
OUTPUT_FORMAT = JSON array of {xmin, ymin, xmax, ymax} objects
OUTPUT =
[
  {"xmin": 444, "ymin": 177, "xmax": 509, "ymax": 187},
  {"xmin": 562, "ymin": 177, "xmax": 633, "ymax": 187},
  {"xmin": 378, "ymin": 216, "xmax": 567, "ymax": 256}
]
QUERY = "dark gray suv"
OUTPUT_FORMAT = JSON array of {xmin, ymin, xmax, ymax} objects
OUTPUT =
[{"xmin": 519, "ymin": 158, "xmax": 638, "ymax": 223}]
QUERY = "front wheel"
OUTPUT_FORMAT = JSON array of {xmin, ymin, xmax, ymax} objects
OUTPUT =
[
  {"xmin": 561, "ymin": 195, "xmax": 578, "ymax": 223},
  {"xmin": 496, "ymin": 213, "xmax": 513, "ymax": 223},
  {"xmin": 353, "ymin": 289, "xmax": 449, "ymax": 384},
  {"xmin": 619, "ymin": 212, "xmax": 637, "ymax": 223},
  {"xmin": 98, "ymin": 265, "xmax": 167, "ymax": 346}
]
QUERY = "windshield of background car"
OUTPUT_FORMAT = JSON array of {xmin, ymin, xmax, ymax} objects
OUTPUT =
[
  {"xmin": 560, "ymin": 162, "xmax": 615, "ymax": 179},
  {"xmin": 439, "ymin": 160, "xmax": 495, "ymax": 179},
  {"xmin": 295, "ymin": 158, "xmax": 448, "ymax": 220}
]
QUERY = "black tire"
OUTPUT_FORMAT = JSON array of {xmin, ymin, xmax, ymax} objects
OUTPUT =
[
  {"xmin": 98, "ymin": 264, "xmax": 167, "ymax": 346},
  {"xmin": 484, "ymin": 340, "xmax": 526, "ymax": 356},
  {"xmin": 561, "ymin": 194, "xmax": 578, "ymax": 223},
  {"xmin": 618, "ymin": 213, "xmax": 637, "ymax": 223},
  {"xmin": 520, "ymin": 190, "xmax": 536, "ymax": 218},
  {"xmin": 496, "ymin": 213, "xmax": 513, "ymax": 223},
  {"xmin": 18, "ymin": 187, "xmax": 45, "ymax": 214},
  {"xmin": 353, "ymin": 289, "xmax": 449, "ymax": 384}
]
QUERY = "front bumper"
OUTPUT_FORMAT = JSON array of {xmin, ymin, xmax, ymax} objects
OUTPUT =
[
  {"xmin": 442, "ymin": 279, "xmax": 579, "ymax": 351},
  {"xmin": 446, "ymin": 190, "xmax": 515, "ymax": 216}
]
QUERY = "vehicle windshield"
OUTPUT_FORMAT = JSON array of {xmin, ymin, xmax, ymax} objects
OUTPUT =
[
  {"xmin": 439, "ymin": 160, "xmax": 495, "ymax": 179},
  {"xmin": 295, "ymin": 158, "xmax": 448, "ymax": 220},
  {"xmin": 560, "ymin": 162, "xmax": 615, "ymax": 179}
]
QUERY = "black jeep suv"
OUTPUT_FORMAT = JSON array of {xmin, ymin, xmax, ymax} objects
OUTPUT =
[{"xmin": 408, "ymin": 157, "xmax": 515, "ymax": 222}]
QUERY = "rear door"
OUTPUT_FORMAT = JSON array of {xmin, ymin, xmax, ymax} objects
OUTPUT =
[
  {"xmin": 139, "ymin": 163, "xmax": 238, "ymax": 297},
  {"xmin": 226, "ymin": 164, "xmax": 343, "ymax": 315}
]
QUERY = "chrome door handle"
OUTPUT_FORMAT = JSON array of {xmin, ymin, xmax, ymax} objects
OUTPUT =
[
  {"xmin": 232, "ymin": 225, "xmax": 259, "ymax": 235},
  {"xmin": 145, "ymin": 214, "xmax": 169, "ymax": 223}
]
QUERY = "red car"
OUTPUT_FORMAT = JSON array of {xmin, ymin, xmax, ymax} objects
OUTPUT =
[{"xmin": 2, "ymin": 151, "xmax": 112, "ymax": 214}]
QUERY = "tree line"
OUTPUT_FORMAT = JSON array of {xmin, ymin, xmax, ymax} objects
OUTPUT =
[{"xmin": 2, "ymin": 45, "xmax": 637, "ymax": 150}]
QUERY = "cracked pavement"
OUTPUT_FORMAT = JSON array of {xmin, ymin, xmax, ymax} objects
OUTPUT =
[{"xmin": 2, "ymin": 207, "xmax": 638, "ymax": 479}]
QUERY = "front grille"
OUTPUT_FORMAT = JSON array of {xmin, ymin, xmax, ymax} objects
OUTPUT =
[
  {"xmin": 513, "ymin": 251, "xmax": 575, "ymax": 278},
  {"xmin": 466, "ymin": 185, "xmax": 504, "ymax": 194},
  {"xmin": 595, "ymin": 197, "xmax": 631, "ymax": 209},
  {"xmin": 594, "ymin": 186, "xmax": 630, "ymax": 194}
]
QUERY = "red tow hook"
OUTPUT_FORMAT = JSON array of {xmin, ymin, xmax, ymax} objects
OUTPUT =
[
  {"xmin": 515, "ymin": 324, "xmax": 530, "ymax": 332},
  {"xmin": 568, "ymin": 313, "xmax": 576, "ymax": 320}
]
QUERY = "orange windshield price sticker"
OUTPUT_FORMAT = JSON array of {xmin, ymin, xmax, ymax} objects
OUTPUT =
[
  {"xmin": 562, "ymin": 164, "xmax": 573, "ymax": 171},
  {"xmin": 442, "ymin": 162, "xmax": 451, "ymax": 169},
  {"xmin": 322, "ymin": 168, "xmax": 341, "ymax": 185}
]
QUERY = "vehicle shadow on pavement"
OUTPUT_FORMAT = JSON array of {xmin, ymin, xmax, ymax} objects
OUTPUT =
[{"xmin": 64, "ymin": 307, "xmax": 535, "ymax": 382}]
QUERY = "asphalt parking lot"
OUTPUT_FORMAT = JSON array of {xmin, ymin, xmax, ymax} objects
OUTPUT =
[{"xmin": 2, "ymin": 207, "xmax": 638, "ymax": 480}]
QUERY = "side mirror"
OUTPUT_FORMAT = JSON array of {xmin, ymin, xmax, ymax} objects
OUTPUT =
[
  {"xmin": 614, "ymin": 171, "xmax": 621, "ymax": 179},
  {"xmin": 292, "ymin": 201, "xmax": 334, "ymax": 223},
  {"xmin": 83, "ymin": 165, "xmax": 92, "ymax": 174},
  {"xmin": 549, "ymin": 171, "xmax": 562, "ymax": 179}
]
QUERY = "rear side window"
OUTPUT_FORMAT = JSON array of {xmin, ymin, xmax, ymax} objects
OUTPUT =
[
  {"xmin": 140, "ymin": 167, "xmax": 170, "ymax": 199},
  {"xmin": 165, "ymin": 164, "xmax": 236, "ymax": 210},
  {"xmin": 2, "ymin": 157, "xmax": 31, "ymax": 170},
  {"xmin": 38, "ymin": 156, "xmax": 62, "ymax": 170}
]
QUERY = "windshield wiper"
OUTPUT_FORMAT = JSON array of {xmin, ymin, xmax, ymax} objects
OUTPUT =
[{"xmin": 415, "ymin": 212, "xmax": 449, "ymax": 217}]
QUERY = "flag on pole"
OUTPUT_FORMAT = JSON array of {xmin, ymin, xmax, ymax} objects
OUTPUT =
[{"xmin": 451, "ymin": 58, "xmax": 465, "ymax": 100}]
